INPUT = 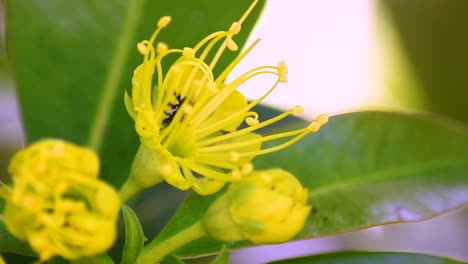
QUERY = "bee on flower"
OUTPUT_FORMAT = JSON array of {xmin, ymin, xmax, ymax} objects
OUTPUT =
[{"xmin": 121, "ymin": 0, "xmax": 328, "ymax": 199}]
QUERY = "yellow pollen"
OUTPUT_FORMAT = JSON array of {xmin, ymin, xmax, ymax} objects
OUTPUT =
[
  {"xmin": 261, "ymin": 174, "xmax": 272, "ymax": 183},
  {"xmin": 226, "ymin": 38, "xmax": 239, "ymax": 51},
  {"xmin": 241, "ymin": 163, "xmax": 254, "ymax": 175},
  {"xmin": 183, "ymin": 47, "xmax": 195, "ymax": 58},
  {"xmin": 230, "ymin": 151, "xmax": 240, "ymax": 162},
  {"xmin": 278, "ymin": 61, "xmax": 288, "ymax": 74},
  {"xmin": 137, "ymin": 42, "xmax": 148, "ymax": 55},
  {"xmin": 156, "ymin": 42, "xmax": 168, "ymax": 54},
  {"xmin": 308, "ymin": 121, "xmax": 321, "ymax": 132},
  {"xmin": 157, "ymin": 16, "xmax": 172, "ymax": 28},
  {"xmin": 293, "ymin": 106, "xmax": 304, "ymax": 116},
  {"xmin": 229, "ymin": 22, "xmax": 242, "ymax": 35},
  {"xmin": 316, "ymin": 114, "xmax": 329, "ymax": 126},
  {"xmin": 231, "ymin": 170, "xmax": 242, "ymax": 181},
  {"xmin": 207, "ymin": 82, "xmax": 219, "ymax": 94},
  {"xmin": 278, "ymin": 75, "xmax": 288, "ymax": 83},
  {"xmin": 246, "ymin": 117, "xmax": 259, "ymax": 126}
]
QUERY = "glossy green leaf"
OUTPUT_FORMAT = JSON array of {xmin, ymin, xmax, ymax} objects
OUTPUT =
[
  {"xmin": 6, "ymin": 0, "xmax": 265, "ymax": 188},
  {"xmin": 152, "ymin": 111, "xmax": 468, "ymax": 258},
  {"xmin": 269, "ymin": 251, "xmax": 465, "ymax": 264},
  {"xmin": 121, "ymin": 205, "xmax": 145, "ymax": 264}
]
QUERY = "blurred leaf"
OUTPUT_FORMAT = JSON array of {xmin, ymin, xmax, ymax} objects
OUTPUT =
[
  {"xmin": 161, "ymin": 254, "xmax": 185, "ymax": 264},
  {"xmin": 0, "ymin": 220, "xmax": 34, "ymax": 256},
  {"xmin": 120, "ymin": 205, "xmax": 145, "ymax": 264},
  {"xmin": 381, "ymin": 0, "xmax": 468, "ymax": 123},
  {"xmin": 268, "ymin": 251, "xmax": 465, "ymax": 264},
  {"xmin": 211, "ymin": 245, "xmax": 229, "ymax": 264},
  {"xmin": 151, "ymin": 111, "xmax": 468, "ymax": 258},
  {"xmin": 6, "ymin": 0, "xmax": 265, "ymax": 188}
]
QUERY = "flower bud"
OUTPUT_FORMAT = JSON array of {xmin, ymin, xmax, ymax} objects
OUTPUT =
[
  {"xmin": 2, "ymin": 139, "xmax": 120, "ymax": 261},
  {"xmin": 201, "ymin": 169, "xmax": 310, "ymax": 244}
]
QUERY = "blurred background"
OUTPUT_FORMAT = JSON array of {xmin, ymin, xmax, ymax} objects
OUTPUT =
[{"xmin": 0, "ymin": 0, "xmax": 467, "ymax": 263}]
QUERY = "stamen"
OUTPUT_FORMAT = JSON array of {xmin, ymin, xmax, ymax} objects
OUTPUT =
[
  {"xmin": 207, "ymin": 82, "xmax": 219, "ymax": 94},
  {"xmin": 183, "ymin": 47, "xmax": 195, "ymax": 58},
  {"xmin": 137, "ymin": 42, "xmax": 149, "ymax": 55},
  {"xmin": 226, "ymin": 38, "xmax": 239, "ymax": 51},
  {"xmin": 293, "ymin": 106, "xmax": 304, "ymax": 116},
  {"xmin": 199, "ymin": 128, "xmax": 306, "ymax": 154},
  {"xmin": 238, "ymin": 0, "xmax": 259, "ymax": 25},
  {"xmin": 198, "ymin": 107, "xmax": 297, "ymax": 147},
  {"xmin": 229, "ymin": 22, "xmax": 241, "ymax": 35},
  {"xmin": 231, "ymin": 170, "xmax": 242, "ymax": 181},
  {"xmin": 241, "ymin": 163, "xmax": 254, "ymax": 175},
  {"xmin": 230, "ymin": 151, "xmax": 240, "ymax": 162},
  {"xmin": 246, "ymin": 116, "xmax": 259, "ymax": 126},
  {"xmin": 156, "ymin": 42, "xmax": 168, "ymax": 54},
  {"xmin": 182, "ymin": 160, "xmax": 233, "ymax": 180},
  {"xmin": 157, "ymin": 16, "xmax": 172, "ymax": 28}
]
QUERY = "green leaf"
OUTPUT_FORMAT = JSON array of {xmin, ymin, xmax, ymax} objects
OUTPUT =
[
  {"xmin": 153, "ymin": 111, "xmax": 468, "ymax": 258},
  {"xmin": 211, "ymin": 245, "xmax": 229, "ymax": 264},
  {"xmin": 71, "ymin": 254, "xmax": 115, "ymax": 264},
  {"xmin": 268, "ymin": 251, "xmax": 465, "ymax": 264},
  {"xmin": 0, "ymin": 220, "xmax": 35, "ymax": 257},
  {"xmin": 6, "ymin": 0, "xmax": 266, "ymax": 188},
  {"xmin": 161, "ymin": 254, "xmax": 185, "ymax": 264},
  {"xmin": 120, "ymin": 205, "xmax": 145, "ymax": 264},
  {"xmin": 380, "ymin": 0, "xmax": 468, "ymax": 123}
]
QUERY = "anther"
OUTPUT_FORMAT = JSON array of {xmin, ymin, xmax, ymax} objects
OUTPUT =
[
  {"xmin": 307, "ymin": 121, "xmax": 321, "ymax": 132},
  {"xmin": 207, "ymin": 82, "xmax": 219, "ymax": 94},
  {"xmin": 246, "ymin": 117, "xmax": 259, "ymax": 126},
  {"xmin": 226, "ymin": 38, "xmax": 238, "ymax": 51},
  {"xmin": 182, "ymin": 47, "xmax": 195, "ymax": 58},
  {"xmin": 316, "ymin": 114, "xmax": 329, "ymax": 126},
  {"xmin": 137, "ymin": 42, "xmax": 149, "ymax": 55},
  {"xmin": 157, "ymin": 16, "xmax": 172, "ymax": 28},
  {"xmin": 229, "ymin": 22, "xmax": 242, "ymax": 35},
  {"xmin": 293, "ymin": 106, "xmax": 304, "ymax": 116},
  {"xmin": 231, "ymin": 170, "xmax": 242, "ymax": 181},
  {"xmin": 241, "ymin": 163, "xmax": 254, "ymax": 175},
  {"xmin": 230, "ymin": 152, "xmax": 240, "ymax": 162},
  {"xmin": 156, "ymin": 42, "xmax": 168, "ymax": 54}
]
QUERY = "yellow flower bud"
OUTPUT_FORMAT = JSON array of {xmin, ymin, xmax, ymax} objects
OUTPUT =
[
  {"xmin": 2, "ymin": 139, "xmax": 120, "ymax": 261},
  {"xmin": 201, "ymin": 169, "xmax": 310, "ymax": 244}
]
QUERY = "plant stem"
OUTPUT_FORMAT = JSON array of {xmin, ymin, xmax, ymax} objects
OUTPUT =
[{"xmin": 136, "ymin": 221, "xmax": 207, "ymax": 264}]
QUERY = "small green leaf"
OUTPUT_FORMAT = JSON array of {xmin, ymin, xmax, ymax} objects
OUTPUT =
[
  {"xmin": 161, "ymin": 254, "xmax": 185, "ymax": 264},
  {"xmin": 268, "ymin": 251, "xmax": 465, "ymax": 264},
  {"xmin": 71, "ymin": 253, "xmax": 115, "ymax": 264},
  {"xmin": 211, "ymin": 245, "xmax": 229, "ymax": 264},
  {"xmin": 150, "ymin": 111, "xmax": 468, "ymax": 258},
  {"xmin": 0, "ymin": 220, "xmax": 35, "ymax": 257},
  {"xmin": 120, "ymin": 205, "xmax": 145, "ymax": 264}
]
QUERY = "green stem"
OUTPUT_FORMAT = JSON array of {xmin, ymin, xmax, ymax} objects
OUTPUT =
[
  {"xmin": 118, "ymin": 178, "xmax": 141, "ymax": 203},
  {"xmin": 118, "ymin": 144, "xmax": 166, "ymax": 203},
  {"xmin": 136, "ymin": 221, "xmax": 207, "ymax": 264}
]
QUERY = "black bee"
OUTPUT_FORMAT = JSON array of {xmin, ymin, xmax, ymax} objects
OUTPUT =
[{"xmin": 162, "ymin": 94, "xmax": 185, "ymax": 128}]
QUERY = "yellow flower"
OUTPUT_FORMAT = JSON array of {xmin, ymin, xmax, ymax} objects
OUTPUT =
[
  {"xmin": 122, "ymin": 0, "xmax": 328, "ymax": 197},
  {"xmin": 201, "ymin": 168, "xmax": 310, "ymax": 244},
  {"xmin": 2, "ymin": 139, "xmax": 120, "ymax": 261}
]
